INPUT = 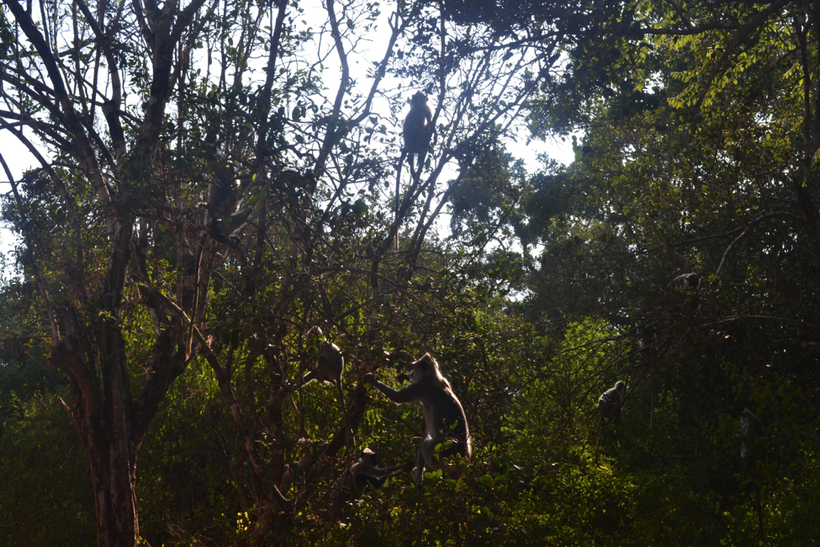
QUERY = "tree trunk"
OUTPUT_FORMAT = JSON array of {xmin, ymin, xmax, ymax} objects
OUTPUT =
[
  {"xmin": 87, "ymin": 436, "xmax": 140, "ymax": 546},
  {"xmin": 52, "ymin": 340, "xmax": 140, "ymax": 546}
]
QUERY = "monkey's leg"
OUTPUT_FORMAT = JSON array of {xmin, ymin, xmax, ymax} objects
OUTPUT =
[{"xmin": 412, "ymin": 437, "xmax": 434, "ymax": 486}]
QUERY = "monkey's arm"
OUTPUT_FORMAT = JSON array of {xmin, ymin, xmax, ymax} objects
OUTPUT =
[
  {"xmin": 300, "ymin": 369, "xmax": 318, "ymax": 385},
  {"xmin": 365, "ymin": 373, "xmax": 422, "ymax": 404}
]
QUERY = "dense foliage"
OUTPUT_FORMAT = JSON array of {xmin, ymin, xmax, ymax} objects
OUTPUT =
[{"xmin": 2, "ymin": 0, "xmax": 820, "ymax": 545}]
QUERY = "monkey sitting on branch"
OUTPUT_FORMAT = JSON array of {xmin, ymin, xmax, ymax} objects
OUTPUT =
[
  {"xmin": 594, "ymin": 380, "xmax": 626, "ymax": 466},
  {"xmin": 298, "ymin": 335, "xmax": 347, "ymax": 413},
  {"xmin": 204, "ymin": 178, "xmax": 254, "ymax": 246},
  {"xmin": 402, "ymin": 91, "xmax": 434, "ymax": 180},
  {"xmin": 200, "ymin": 141, "xmax": 254, "ymax": 252},
  {"xmin": 393, "ymin": 92, "xmax": 434, "ymax": 250},
  {"xmin": 366, "ymin": 353, "xmax": 471, "ymax": 486},
  {"xmin": 327, "ymin": 448, "xmax": 409, "ymax": 519}
]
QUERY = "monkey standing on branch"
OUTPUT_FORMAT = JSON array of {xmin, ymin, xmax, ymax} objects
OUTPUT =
[
  {"xmin": 740, "ymin": 407, "xmax": 763, "ymax": 468},
  {"xmin": 594, "ymin": 380, "xmax": 626, "ymax": 466},
  {"xmin": 366, "ymin": 353, "xmax": 471, "ymax": 486}
]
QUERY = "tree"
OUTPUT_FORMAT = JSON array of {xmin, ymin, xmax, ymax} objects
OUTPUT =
[
  {"xmin": 516, "ymin": 0, "xmax": 820, "ymax": 542},
  {"xmin": 0, "ymin": 0, "xmax": 562, "ymax": 543}
]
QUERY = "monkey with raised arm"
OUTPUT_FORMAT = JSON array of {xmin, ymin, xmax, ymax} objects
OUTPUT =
[
  {"xmin": 403, "ymin": 91, "xmax": 433, "ymax": 178},
  {"xmin": 366, "ymin": 353, "xmax": 471, "ymax": 486},
  {"xmin": 300, "ymin": 340, "xmax": 347, "ymax": 413},
  {"xmin": 673, "ymin": 272, "xmax": 700, "ymax": 290},
  {"xmin": 299, "ymin": 338, "xmax": 355, "ymax": 443}
]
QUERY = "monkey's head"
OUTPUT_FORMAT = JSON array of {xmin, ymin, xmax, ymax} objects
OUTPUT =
[
  {"xmin": 316, "ymin": 342, "xmax": 344, "ymax": 371},
  {"xmin": 411, "ymin": 91, "xmax": 428, "ymax": 106},
  {"xmin": 408, "ymin": 353, "xmax": 448, "ymax": 386},
  {"xmin": 359, "ymin": 448, "xmax": 379, "ymax": 466},
  {"xmin": 615, "ymin": 380, "xmax": 625, "ymax": 392},
  {"xmin": 318, "ymin": 341, "xmax": 341, "ymax": 360}
]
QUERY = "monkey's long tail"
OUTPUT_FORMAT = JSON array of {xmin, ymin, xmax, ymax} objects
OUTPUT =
[
  {"xmin": 337, "ymin": 382, "xmax": 356, "ymax": 448},
  {"xmin": 395, "ymin": 151, "xmax": 407, "ymax": 251},
  {"xmin": 754, "ymin": 484, "xmax": 764, "ymax": 541},
  {"xmin": 594, "ymin": 422, "xmax": 604, "ymax": 467}
]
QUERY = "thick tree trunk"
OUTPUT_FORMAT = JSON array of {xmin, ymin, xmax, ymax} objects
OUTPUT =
[
  {"xmin": 87, "ymin": 436, "xmax": 140, "ymax": 546},
  {"xmin": 53, "ymin": 312, "xmax": 185, "ymax": 546},
  {"xmin": 53, "ymin": 340, "xmax": 141, "ymax": 547}
]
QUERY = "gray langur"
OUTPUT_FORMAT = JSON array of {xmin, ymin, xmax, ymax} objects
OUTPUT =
[
  {"xmin": 594, "ymin": 380, "xmax": 626, "ymax": 466},
  {"xmin": 204, "ymin": 178, "xmax": 254, "ymax": 245},
  {"xmin": 596, "ymin": 380, "xmax": 626, "ymax": 421},
  {"xmin": 350, "ymin": 448, "xmax": 408, "ymax": 495},
  {"xmin": 200, "ymin": 141, "xmax": 253, "ymax": 246},
  {"xmin": 301, "ymin": 340, "xmax": 344, "ymax": 386},
  {"xmin": 403, "ymin": 91, "xmax": 433, "ymax": 178},
  {"xmin": 327, "ymin": 448, "xmax": 407, "ymax": 519},
  {"xmin": 673, "ymin": 272, "xmax": 700, "ymax": 290},
  {"xmin": 366, "ymin": 353, "xmax": 471, "ymax": 486},
  {"xmin": 740, "ymin": 408, "xmax": 763, "ymax": 466},
  {"xmin": 299, "ymin": 337, "xmax": 354, "ymax": 443}
]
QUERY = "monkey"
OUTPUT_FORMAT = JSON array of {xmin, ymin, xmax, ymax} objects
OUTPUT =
[
  {"xmin": 365, "ymin": 353, "xmax": 471, "ymax": 486},
  {"xmin": 350, "ymin": 448, "xmax": 409, "ymax": 495},
  {"xmin": 204, "ymin": 178, "xmax": 254, "ymax": 246},
  {"xmin": 593, "ymin": 380, "xmax": 626, "ymax": 466},
  {"xmin": 740, "ymin": 408, "xmax": 763, "ymax": 468},
  {"xmin": 673, "ymin": 272, "xmax": 700, "ymax": 290},
  {"xmin": 298, "ymin": 337, "xmax": 354, "ymax": 444},
  {"xmin": 327, "ymin": 448, "xmax": 409, "ymax": 519},
  {"xmin": 301, "ymin": 340, "xmax": 344, "ymax": 386},
  {"xmin": 596, "ymin": 380, "xmax": 626, "ymax": 422},
  {"xmin": 199, "ymin": 140, "xmax": 253, "ymax": 247},
  {"xmin": 402, "ymin": 91, "xmax": 433, "ymax": 179},
  {"xmin": 394, "ymin": 92, "xmax": 434, "ymax": 249}
]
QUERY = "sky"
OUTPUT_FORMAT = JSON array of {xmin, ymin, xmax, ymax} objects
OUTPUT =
[
  {"xmin": 0, "ymin": 130, "xmax": 574, "ymax": 275},
  {"xmin": 0, "ymin": 3, "xmax": 577, "ymax": 275}
]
